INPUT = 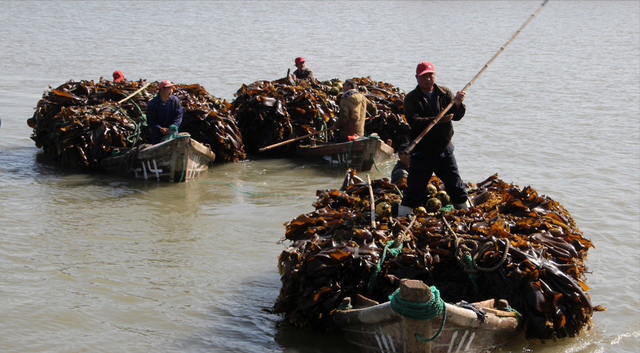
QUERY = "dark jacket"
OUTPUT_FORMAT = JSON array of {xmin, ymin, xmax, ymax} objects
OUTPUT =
[
  {"xmin": 403, "ymin": 84, "xmax": 465, "ymax": 155},
  {"xmin": 147, "ymin": 95, "xmax": 183, "ymax": 144},
  {"xmin": 391, "ymin": 160, "xmax": 409, "ymax": 184},
  {"xmin": 293, "ymin": 68, "xmax": 314, "ymax": 81}
]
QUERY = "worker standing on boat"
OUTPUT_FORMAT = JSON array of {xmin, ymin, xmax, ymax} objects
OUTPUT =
[
  {"xmin": 291, "ymin": 57, "xmax": 314, "ymax": 81},
  {"xmin": 146, "ymin": 80, "xmax": 183, "ymax": 144},
  {"xmin": 398, "ymin": 62, "xmax": 468, "ymax": 217},
  {"xmin": 330, "ymin": 79, "xmax": 377, "ymax": 142}
]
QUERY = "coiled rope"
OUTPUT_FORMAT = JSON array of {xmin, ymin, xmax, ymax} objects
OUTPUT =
[
  {"xmin": 368, "ymin": 216, "xmax": 417, "ymax": 292},
  {"xmin": 389, "ymin": 286, "xmax": 447, "ymax": 342},
  {"xmin": 367, "ymin": 238, "xmax": 404, "ymax": 292},
  {"xmin": 442, "ymin": 216, "xmax": 510, "ymax": 293}
]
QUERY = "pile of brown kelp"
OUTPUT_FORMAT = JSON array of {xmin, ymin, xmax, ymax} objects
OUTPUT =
[
  {"xmin": 232, "ymin": 76, "xmax": 409, "ymax": 154},
  {"xmin": 27, "ymin": 79, "xmax": 245, "ymax": 170},
  {"xmin": 274, "ymin": 172, "xmax": 597, "ymax": 341}
]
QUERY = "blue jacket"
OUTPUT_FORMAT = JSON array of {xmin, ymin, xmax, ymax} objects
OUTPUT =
[{"xmin": 147, "ymin": 95, "xmax": 183, "ymax": 144}]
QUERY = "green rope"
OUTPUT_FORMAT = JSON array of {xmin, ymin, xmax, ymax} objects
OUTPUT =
[
  {"xmin": 463, "ymin": 254, "xmax": 480, "ymax": 293},
  {"xmin": 439, "ymin": 204, "xmax": 454, "ymax": 213},
  {"xmin": 315, "ymin": 109, "xmax": 328, "ymax": 142},
  {"xmin": 368, "ymin": 239, "xmax": 403, "ymax": 292},
  {"xmin": 178, "ymin": 153, "xmax": 185, "ymax": 182},
  {"xmin": 337, "ymin": 300, "xmax": 353, "ymax": 311},
  {"xmin": 370, "ymin": 153, "xmax": 380, "ymax": 172},
  {"xmin": 389, "ymin": 286, "xmax": 447, "ymax": 342},
  {"xmin": 113, "ymin": 103, "xmax": 146, "ymax": 146},
  {"xmin": 161, "ymin": 124, "xmax": 179, "ymax": 142},
  {"xmin": 344, "ymin": 139, "xmax": 355, "ymax": 166},
  {"xmin": 497, "ymin": 305, "xmax": 523, "ymax": 323}
]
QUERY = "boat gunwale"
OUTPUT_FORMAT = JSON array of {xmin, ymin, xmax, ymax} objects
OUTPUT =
[{"xmin": 333, "ymin": 299, "xmax": 521, "ymax": 332}]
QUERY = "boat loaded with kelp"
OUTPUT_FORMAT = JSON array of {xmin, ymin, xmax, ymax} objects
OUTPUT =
[
  {"xmin": 100, "ymin": 133, "xmax": 215, "ymax": 182},
  {"xmin": 26, "ymin": 79, "xmax": 245, "ymax": 180},
  {"xmin": 333, "ymin": 279, "xmax": 521, "ymax": 353},
  {"xmin": 295, "ymin": 135, "xmax": 395, "ymax": 172},
  {"xmin": 273, "ymin": 170, "xmax": 603, "ymax": 352},
  {"xmin": 233, "ymin": 76, "xmax": 409, "ymax": 166}
]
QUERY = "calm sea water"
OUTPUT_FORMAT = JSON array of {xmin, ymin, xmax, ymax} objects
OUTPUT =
[{"xmin": 0, "ymin": 1, "xmax": 638, "ymax": 352}]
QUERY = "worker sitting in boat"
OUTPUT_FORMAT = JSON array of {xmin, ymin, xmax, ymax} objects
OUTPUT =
[
  {"xmin": 146, "ymin": 80, "xmax": 183, "ymax": 144},
  {"xmin": 390, "ymin": 143, "xmax": 410, "ymax": 184},
  {"xmin": 330, "ymin": 79, "xmax": 377, "ymax": 142},
  {"xmin": 291, "ymin": 57, "xmax": 314, "ymax": 81},
  {"xmin": 112, "ymin": 70, "xmax": 125, "ymax": 83}
]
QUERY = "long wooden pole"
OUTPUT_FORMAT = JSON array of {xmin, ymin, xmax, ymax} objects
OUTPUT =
[
  {"xmin": 367, "ymin": 174, "xmax": 376, "ymax": 229},
  {"xmin": 259, "ymin": 128, "xmax": 330, "ymax": 152},
  {"xmin": 117, "ymin": 82, "xmax": 152, "ymax": 105},
  {"xmin": 405, "ymin": 0, "xmax": 549, "ymax": 154}
]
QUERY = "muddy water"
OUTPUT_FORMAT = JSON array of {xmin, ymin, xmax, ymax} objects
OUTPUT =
[{"xmin": 0, "ymin": 1, "xmax": 638, "ymax": 352}]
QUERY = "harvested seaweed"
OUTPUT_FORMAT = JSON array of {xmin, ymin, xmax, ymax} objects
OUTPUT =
[
  {"xmin": 27, "ymin": 79, "xmax": 245, "ymax": 170},
  {"xmin": 274, "ymin": 172, "xmax": 596, "ymax": 341},
  {"xmin": 232, "ymin": 77, "xmax": 409, "ymax": 155}
]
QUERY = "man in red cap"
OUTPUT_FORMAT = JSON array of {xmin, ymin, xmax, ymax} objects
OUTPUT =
[
  {"xmin": 112, "ymin": 70, "xmax": 125, "ymax": 83},
  {"xmin": 292, "ymin": 57, "xmax": 314, "ymax": 81},
  {"xmin": 398, "ymin": 61, "xmax": 468, "ymax": 216},
  {"xmin": 146, "ymin": 80, "xmax": 183, "ymax": 144}
]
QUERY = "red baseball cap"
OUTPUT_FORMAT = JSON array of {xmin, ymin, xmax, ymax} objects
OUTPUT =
[
  {"xmin": 295, "ymin": 57, "xmax": 305, "ymax": 65},
  {"xmin": 416, "ymin": 61, "xmax": 436, "ymax": 76},
  {"xmin": 158, "ymin": 80, "xmax": 175, "ymax": 89},
  {"xmin": 112, "ymin": 70, "xmax": 124, "ymax": 82}
]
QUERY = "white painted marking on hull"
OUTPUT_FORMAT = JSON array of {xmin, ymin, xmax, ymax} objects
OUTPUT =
[
  {"xmin": 151, "ymin": 159, "xmax": 160, "ymax": 180},
  {"xmin": 456, "ymin": 330, "xmax": 470, "ymax": 352},
  {"xmin": 465, "ymin": 332, "xmax": 476, "ymax": 351},
  {"xmin": 374, "ymin": 332, "xmax": 384, "ymax": 352}
]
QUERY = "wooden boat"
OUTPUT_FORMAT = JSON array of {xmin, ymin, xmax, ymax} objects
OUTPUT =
[
  {"xmin": 333, "ymin": 279, "xmax": 522, "ymax": 353},
  {"xmin": 296, "ymin": 136, "xmax": 395, "ymax": 171},
  {"xmin": 101, "ymin": 133, "xmax": 215, "ymax": 182}
]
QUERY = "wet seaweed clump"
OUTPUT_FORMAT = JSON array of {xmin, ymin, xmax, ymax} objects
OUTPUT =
[
  {"xmin": 27, "ymin": 79, "xmax": 245, "ymax": 170},
  {"xmin": 274, "ymin": 172, "xmax": 598, "ymax": 341},
  {"xmin": 231, "ymin": 76, "xmax": 409, "ymax": 155}
]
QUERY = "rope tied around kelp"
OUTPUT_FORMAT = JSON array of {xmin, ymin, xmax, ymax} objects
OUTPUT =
[
  {"xmin": 367, "ymin": 215, "xmax": 417, "ymax": 291},
  {"xmin": 441, "ymin": 215, "xmax": 510, "ymax": 293}
]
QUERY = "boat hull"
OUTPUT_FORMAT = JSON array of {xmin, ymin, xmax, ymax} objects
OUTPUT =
[
  {"xmin": 333, "ymin": 281, "xmax": 522, "ymax": 353},
  {"xmin": 101, "ymin": 134, "xmax": 215, "ymax": 182},
  {"xmin": 296, "ymin": 137, "xmax": 394, "ymax": 171}
]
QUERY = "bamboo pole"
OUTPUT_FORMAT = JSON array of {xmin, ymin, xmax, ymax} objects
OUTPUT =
[
  {"xmin": 367, "ymin": 174, "xmax": 376, "ymax": 229},
  {"xmin": 405, "ymin": 0, "xmax": 550, "ymax": 154},
  {"xmin": 117, "ymin": 82, "xmax": 152, "ymax": 105},
  {"xmin": 259, "ymin": 128, "xmax": 330, "ymax": 152}
]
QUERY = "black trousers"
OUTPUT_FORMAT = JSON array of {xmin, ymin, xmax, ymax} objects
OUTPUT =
[{"xmin": 401, "ymin": 143, "xmax": 468, "ymax": 208}]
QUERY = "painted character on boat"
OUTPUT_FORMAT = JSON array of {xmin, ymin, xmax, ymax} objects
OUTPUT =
[
  {"xmin": 291, "ymin": 56, "xmax": 314, "ymax": 81},
  {"xmin": 398, "ymin": 61, "xmax": 468, "ymax": 217},
  {"xmin": 146, "ymin": 80, "xmax": 183, "ymax": 144},
  {"xmin": 330, "ymin": 79, "xmax": 378, "ymax": 142}
]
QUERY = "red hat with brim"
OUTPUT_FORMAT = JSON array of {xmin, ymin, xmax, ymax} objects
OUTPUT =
[
  {"xmin": 158, "ymin": 80, "xmax": 175, "ymax": 89},
  {"xmin": 416, "ymin": 61, "xmax": 436, "ymax": 76},
  {"xmin": 113, "ymin": 70, "xmax": 124, "ymax": 82},
  {"xmin": 295, "ymin": 57, "xmax": 305, "ymax": 65}
]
